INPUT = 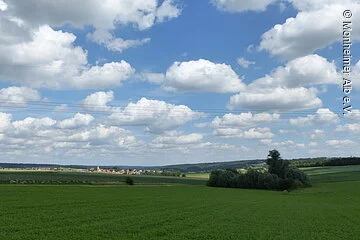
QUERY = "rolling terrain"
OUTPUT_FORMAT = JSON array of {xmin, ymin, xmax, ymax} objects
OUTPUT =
[{"xmin": 1, "ymin": 165, "xmax": 360, "ymax": 239}]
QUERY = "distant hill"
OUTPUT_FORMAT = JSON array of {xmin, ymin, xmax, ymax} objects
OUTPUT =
[
  {"xmin": 159, "ymin": 159, "xmax": 265, "ymax": 172},
  {"xmin": 0, "ymin": 163, "xmax": 92, "ymax": 169},
  {"xmin": 0, "ymin": 160, "xmax": 265, "ymax": 172},
  {"xmin": 1, "ymin": 156, "xmax": 359, "ymax": 172}
]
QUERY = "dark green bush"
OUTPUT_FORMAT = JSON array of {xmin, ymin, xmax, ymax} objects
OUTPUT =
[
  {"xmin": 207, "ymin": 150, "xmax": 311, "ymax": 191},
  {"xmin": 285, "ymin": 167, "xmax": 311, "ymax": 187},
  {"xmin": 125, "ymin": 177, "xmax": 134, "ymax": 185}
]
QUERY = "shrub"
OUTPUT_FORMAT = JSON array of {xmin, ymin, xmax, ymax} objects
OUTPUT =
[
  {"xmin": 125, "ymin": 177, "xmax": 134, "ymax": 185},
  {"xmin": 278, "ymin": 178, "xmax": 293, "ymax": 191},
  {"xmin": 207, "ymin": 150, "xmax": 311, "ymax": 191},
  {"xmin": 285, "ymin": 167, "xmax": 311, "ymax": 187},
  {"xmin": 208, "ymin": 169, "xmax": 283, "ymax": 190}
]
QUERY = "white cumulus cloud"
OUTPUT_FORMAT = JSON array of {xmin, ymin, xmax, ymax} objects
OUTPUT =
[
  {"xmin": 213, "ymin": 127, "xmax": 274, "ymax": 139},
  {"xmin": 108, "ymin": 98, "xmax": 205, "ymax": 133},
  {"xmin": 164, "ymin": 59, "xmax": 245, "ymax": 93},
  {"xmin": 250, "ymin": 54, "xmax": 339, "ymax": 88},
  {"xmin": 80, "ymin": 91, "xmax": 114, "ymax": 112},
  {"xmin": 3, "ymin": 0, "xmax": 181, "ymax": 49},
  {"xmin": 0, "ymin": 25, "xmax": 135, "ymax": 89},
  {"xmin": 211, "ymin": 112, "xmax": 280, "ymax": 128},
  {"xmin": 228, "ymin": 87, "xmax": 322, "ymax": 111},
  {"xmin": 289, "ymin": 108, "xmax": 339, "ymax": 127},
  {"xmin": 336, "ymin": 123, "xmax": 360, "ymax": 134},
  {"xmin": 259, "ymin": 2, "xmax": 360, "ymax": 59},
  {"xmin": 0, "ymin": 86, "xmax": 40, "ymax": 106},
  {"xmin": 152, "ymin": 132, "xmax": 203, "ymax": 145},
  {"xmin": 57, "ymin": 113, "xmax": 94, "ymax": 129}
]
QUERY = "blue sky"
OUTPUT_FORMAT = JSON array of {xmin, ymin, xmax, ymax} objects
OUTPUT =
[{"xmin": 0, "ymin": 0, "xmax": 359, "ymax": 165}]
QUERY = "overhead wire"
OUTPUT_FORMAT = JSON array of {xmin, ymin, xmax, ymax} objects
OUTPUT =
[{"xmin": 0, "ymin": 99, "xmax": 351, "ymax": 117}]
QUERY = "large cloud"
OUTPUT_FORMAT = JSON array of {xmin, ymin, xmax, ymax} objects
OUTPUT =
[
  {"xmin": 57, "ymin": 113, "xmax": 94, "ymax": 129},
  {"xmin": 259, "ymin": 2, "xmax": 360, "ymax": 59},
  {"xmin": 0, "ymin": 110, "xmax": 251, "ymax": 165},
  {"xmin": 80, "ymin": 91, "xmax": 114, "ymax": 112},
  {"xmin": 211, "ymin": 0, "xmax": 278, "ymax": 12},
  {"xmin": 0, "ymin": 0, "xmax": 180, "ymax": 88},
  {"xmin": 5, "ymin": 0, "xmax": 180, "ymax": 30},
  {"xmin": 108, "ymin": 97, "xmax": 205, "ymax": 133},
  {"xmin": 4, "ymin": 0, "xmax": 181, "ymax": 51},
  {"xmin": 0, "ymin": 111, "xmax": 142, "ymax": 159},
  {"xmin": 289, "ymin": 108, "xmax": 339, "ymax": 127},
  {"xmin": 9, "ymin": 116, "xmax": 56, "ymax": 138},
  {"xmin": 0, "ymin": 86, "xmax": 40, "ymax": 106},
  {"xmin": 152, "ymin": 131, "xmax": 203, "ymax": 145},
  {"xmin": 164, "ymin": 59, "xmax": 245, "ymax": 93},
  {"xmin": 0, "ymin": 25, "xmax": 135, "ymax": 89},
  {"xmin": 249, "ymin": 54, "xmax": 339, "ymax": 88},
  {"xmin": 62, "ymin": 124, "xmax": 139, "ymax": 148},
  {"xmin": 228, "ymin": 87, "xmax": 322, "ymax": 111},
  {"xmin": 211, "ymin": 112, "xmax": 280, "ymax": 128},
  {"xmin": 213, "ymin": 127, "xmax": 274, "ymax": 139},
  {"xmin": 227, "ymin": 54, "xmax": 338, "ymax": 112},
  {"xmin": 336, "ymin": 123, "xmax": 360, "ymax": 134}
]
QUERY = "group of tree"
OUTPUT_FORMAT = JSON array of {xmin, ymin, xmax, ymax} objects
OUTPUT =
[
  {"xmin": 159, "ymin": 160, "xmax": 264, "ymax": 172},
  {"xmin": 207, "ymin": 150, "xmax": 311, "ymax": 191},
  {"xmin": 290, "ymin": 157, "xmax": 360, "ymax": 168},
  {"xmin": 144, "ymin": 170, "xmax": 185, "ymax": 177}
]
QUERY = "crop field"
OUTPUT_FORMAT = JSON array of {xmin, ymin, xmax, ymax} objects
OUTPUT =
[
  {"xmin": 185, "ymin": 172, "xmax": 210, "ymax": 179},
  {"xmin": 303, "ymin": 165, "xmax": 360, "ymax": 183},
  {"xmin": 0, "ymin": 171, "xmax": 207, "ymax": 185},
  {"xmin": 301, "ymin": 165, "xmax": 360, "ymax": 175},
  {"xmin": 1, "ymin": 167, "xmax": 360, "ymax": 240}
]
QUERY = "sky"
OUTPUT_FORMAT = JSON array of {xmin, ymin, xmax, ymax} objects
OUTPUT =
[{"xmin": 0, "ymin": 0, "xmax": 359, "ymax": 166}]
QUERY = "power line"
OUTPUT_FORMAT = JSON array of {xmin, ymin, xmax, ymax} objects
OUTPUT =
[{"xmin": 0, "ymin": 99, "xmax": 351, "ymax": 116}]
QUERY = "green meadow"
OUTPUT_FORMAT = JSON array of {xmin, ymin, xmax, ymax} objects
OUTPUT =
[{"xmin": 1, "ymin": 166, "xmax": 360, "ymax": 240}]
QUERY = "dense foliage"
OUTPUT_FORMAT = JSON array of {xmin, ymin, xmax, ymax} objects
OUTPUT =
[
  {"xmin": 207, "ymin": 150, "xmax": 311, "ymax": 190},
  {"xmin": 160, "ymin": 160, "xmax": 265, "ymax": 172},
  {"xmin": 143, "ymin": 170, "xmax": 183, "ymax": 177},
  {"xmin": 289, "ymin": 157, "xmax": 360, "ymax": 168},
  {"xmin": 125, "ymin": 176, "xmax": 134, "ymax": 185}
]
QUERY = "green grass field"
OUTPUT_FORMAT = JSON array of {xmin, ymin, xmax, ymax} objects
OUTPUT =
[{"xmin": 1, "ymin": 166, "xmax": 360, "ymax": 239}]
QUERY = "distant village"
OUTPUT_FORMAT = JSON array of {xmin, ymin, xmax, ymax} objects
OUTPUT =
[
  {"xmin": 18, "ymin": 166, "xmax": 158, "ymax": 175},
  {"xmin": 0, "ymin": 166, "xmax": 184, "ymax": 177},
  {"xmin": 87, "ymin": 166, "xmax": 159, "ymax": 175}
]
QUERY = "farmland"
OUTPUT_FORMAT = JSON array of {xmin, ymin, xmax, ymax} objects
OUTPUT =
[
  {"xmin": 1, "ymin": 166, "xmax": 360, "ymax": 239},
  {"xmin": 0, "ymin": 171, "xmax": 207, "ymax": 185},
  {"xmin": 303, "ymin": 165, "xmax": 360, "ymax": 183},
  {"xmin": 185, "ymin": 172, "xmax": 210, "ymax": 179}
]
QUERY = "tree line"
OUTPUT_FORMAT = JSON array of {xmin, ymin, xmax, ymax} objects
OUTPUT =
[
  {"xmin": 207, "ymin": 150, "xmax": 311, "ymax": 191},
  {"xmin": 289, "ymin": 157, "xmax": 360, "ymax": 168}
]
